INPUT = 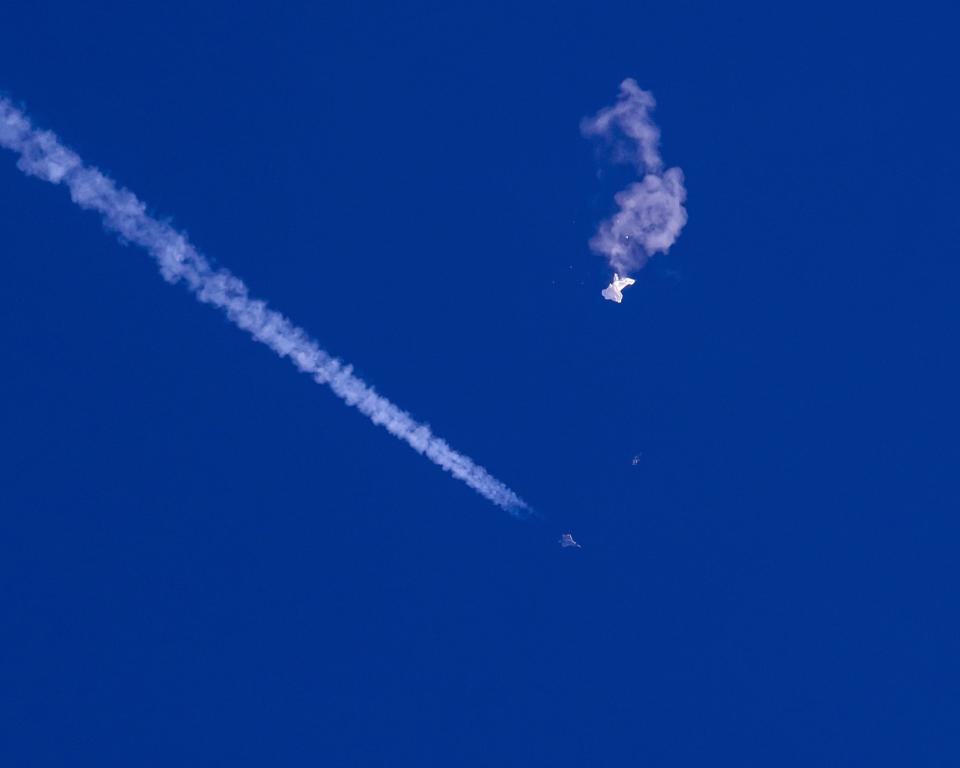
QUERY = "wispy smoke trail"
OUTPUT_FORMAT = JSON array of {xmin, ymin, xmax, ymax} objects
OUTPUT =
[
  {"xmin": 582, "ymin": 79, "xmax": 687, "ymax": 275},
  {"xmin": 0, "ymin": 97, "xmax": 528, "ymax": 516}
]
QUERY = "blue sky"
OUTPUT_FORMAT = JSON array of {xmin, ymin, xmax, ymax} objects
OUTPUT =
[{"xmin": 2, "ymin": 1, "xmax": 958, "ymax": 765}]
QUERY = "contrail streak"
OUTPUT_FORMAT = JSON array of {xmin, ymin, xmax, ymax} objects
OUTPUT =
[{"xmin": 0, "ymin": 97, "xmax": 528, "ymax": 516}]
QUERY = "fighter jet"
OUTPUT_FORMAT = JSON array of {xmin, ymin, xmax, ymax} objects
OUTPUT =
[
  {"xmin": 559, "ymin": 533, "xmax": 581, "ymax": 549},
  {"xmin": 601, "ymin": 273, "xmax": 636, "ymax": 303}
]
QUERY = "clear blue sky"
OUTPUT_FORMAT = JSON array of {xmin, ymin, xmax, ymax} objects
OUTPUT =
[{"xmin": 2, "ymin": 1, "xmax": 957, "ymax": 765}]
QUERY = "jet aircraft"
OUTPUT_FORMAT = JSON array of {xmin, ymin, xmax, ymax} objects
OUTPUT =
[{"xmin": 559, "ymin": 533, "xmax": 581, "ymax": 549}]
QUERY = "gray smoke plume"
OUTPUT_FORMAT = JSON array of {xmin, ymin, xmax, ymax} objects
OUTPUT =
[{"xmin": 582, "ymin": 79, "xmax": 687, "ymax": 275}]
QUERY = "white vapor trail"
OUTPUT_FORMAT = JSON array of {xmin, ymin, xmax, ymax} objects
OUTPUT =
[
  {"xmin": 0, "ymin": 97, "xmax": 528, "ymax": 516},
  {"xmin": 582, "ymin": 79, "xmax": 687, "ymax": 276}
]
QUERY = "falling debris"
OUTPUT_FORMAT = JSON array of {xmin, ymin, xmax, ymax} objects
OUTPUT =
[
  {"xmin": 559, "ymin": 533, "xmax": 581, "ymax": 549},
  {"xmin": 631, "ymin": 454, "xmax": 642, "ymax": 465},
  {"xmin": 601, "ymin": 273, "xmax": 637, "ymax": 303}
]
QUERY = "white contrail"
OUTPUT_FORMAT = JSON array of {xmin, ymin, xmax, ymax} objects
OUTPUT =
[
  {"xmin": 582, "ymin": 79, "xmax": 687, "ymax": 276},
  {"xmin": 0, "ymin": 96, "xmax": 528, "ymax": 516}
]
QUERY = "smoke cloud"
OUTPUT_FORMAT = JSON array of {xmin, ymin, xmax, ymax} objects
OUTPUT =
[
  {"xmin": 582, "ymin": 79, "xmax": 687, "ymax": 275},
  {"xmin": 0, "ymin": 96, "xmax": 528, "ymax": 516}
]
